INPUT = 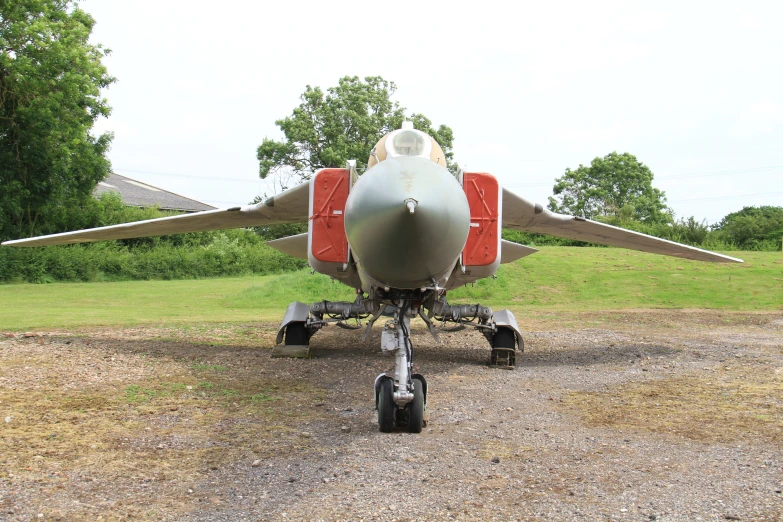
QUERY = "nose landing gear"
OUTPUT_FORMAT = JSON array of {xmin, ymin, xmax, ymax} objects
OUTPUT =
[
  {"xmin": 275, "ymin": 292, "xmax": 523, "ymax": 434},
  {"xmin": 375, "ymin": 374, "xmax": 426, "ymax": 433},
  {"xmin": 374, "ymin": 304, "xmax": 427, "ymax": 433}
]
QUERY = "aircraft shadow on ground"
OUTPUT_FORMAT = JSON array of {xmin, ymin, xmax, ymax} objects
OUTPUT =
[
  {"xmin": 518, "ymin": 342, "xmax": 678, "ymax": 368},
  {"xmin": 311, "ymin": 332, "xmax": 678, "ymax": 369},
  {"xmin": 61, "ymin": 330, "xmax": 678, "ymax": 372},
  {"xmin": 60, "ymin": 335, "xmax": 270, "ymax": 361}
]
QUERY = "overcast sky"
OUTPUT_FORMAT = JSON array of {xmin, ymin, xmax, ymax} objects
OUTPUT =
[{"xmin": 83, "ymin": 0, "xmax": 782, "ymax": 224}]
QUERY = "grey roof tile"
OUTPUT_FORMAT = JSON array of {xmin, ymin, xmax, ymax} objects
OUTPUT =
[{"xmin": 93, "ymin": 172, "xmax": 216, "ymax": 213}]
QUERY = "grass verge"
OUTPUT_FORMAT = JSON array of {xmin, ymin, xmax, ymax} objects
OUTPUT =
[{"xmin": 0, "ymin": 247, "xmax": 780, "ymax": 330}]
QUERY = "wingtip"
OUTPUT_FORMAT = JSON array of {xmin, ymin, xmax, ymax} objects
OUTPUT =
[{"xmin": 720, "ymin": 253, "xmax": 744, "ymax": 263}]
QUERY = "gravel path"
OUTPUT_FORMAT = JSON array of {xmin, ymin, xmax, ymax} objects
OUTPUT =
[{"xmin": 1, "ymin": 310, "xmax": 782, "ymax": 521}]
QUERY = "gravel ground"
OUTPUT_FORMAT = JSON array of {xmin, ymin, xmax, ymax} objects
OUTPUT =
[{"xmin": 1, "ymin": 310, "xmax": 782, "ymax": 521}]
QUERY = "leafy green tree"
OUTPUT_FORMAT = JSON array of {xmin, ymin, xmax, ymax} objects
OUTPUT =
[
  {"xmin": 0, "ymin": 0, "xmax": 115, "ymax": 240},
  {"xmin": 257, "ymin": 75, "xmax": 456, "ymax": 182},
  {"xmin": 548, "ymin": 152, "xmax": 671, "ymax": 224},
  {"xmin": 710, "ymin": 206, "xmax": 783, "ymax": 250}
]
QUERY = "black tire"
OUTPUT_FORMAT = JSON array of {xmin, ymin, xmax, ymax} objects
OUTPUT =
[
  {"xmin": 407, "ymin": 378, "xmax": 425, "ymax": 433},
  {"xmin": 378, "ymin": 378, "xmax": 395, "ymax": 433},
  {"xmin": 284, "ymin": 322, "xmax": 308, "ymax": 345},
  {"xmin": 493, "ymin": 328, "xmax": 516, "ymax": 349}
]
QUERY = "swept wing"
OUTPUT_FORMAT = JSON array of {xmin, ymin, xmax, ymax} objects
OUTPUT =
[
  {"xmin": 502, "ymin": 188, "xmax": 742, "ymax": 263},
  {"xmin": 1, "ymin": 182, "xmax": 310, "ymax": 247}
]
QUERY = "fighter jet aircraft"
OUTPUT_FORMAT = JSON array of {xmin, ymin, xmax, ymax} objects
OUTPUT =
[{"xmin": 2, "ymin": 122, "xmax": 743, "ymax": 433}]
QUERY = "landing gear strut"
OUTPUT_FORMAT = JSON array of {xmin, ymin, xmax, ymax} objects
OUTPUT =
[{"xmin": 374, "ymin": 303, "xmax": 427, "ymax": 432}]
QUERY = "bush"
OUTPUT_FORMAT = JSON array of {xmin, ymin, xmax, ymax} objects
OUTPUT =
[
  {"xmin": 501, "ymin": 229, "xmax": 591, "ymax": 247},
  {"xmin": 710, "ymin": 206, "xmax": 783, "ymax": 251},
  {"xmin": 0, "ymin": 195, "xmax": 307, "ymax": 283},
  {"xmin": 0, "ymin": 235, "xmax": 307, "ymax": 283}
]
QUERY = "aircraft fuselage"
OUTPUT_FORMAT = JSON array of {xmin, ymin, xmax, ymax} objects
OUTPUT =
[{"xmin": 345, "ymin": 156, "xmax": 470, "ymax": 292}]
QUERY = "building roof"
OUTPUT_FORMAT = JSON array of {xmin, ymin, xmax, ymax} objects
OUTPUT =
[{"xmin": 93, "ymin": 172, "xmax": 217, "ymax": 213}]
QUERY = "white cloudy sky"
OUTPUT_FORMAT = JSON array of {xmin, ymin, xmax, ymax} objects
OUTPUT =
[{"xmin": 84, "ymin": 0, "xmax": 782, "ymax": 224}]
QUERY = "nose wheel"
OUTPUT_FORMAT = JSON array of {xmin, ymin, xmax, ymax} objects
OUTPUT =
[
  {"xmin": 377, "ymin": 377, "xmax": 395, "ymax": 432},
  {"xmin": 370, "ymin": 298, "xmax": 432, "ymax": 433},
  {"xmin": 408, "ymin": 376, "xmax": 425, "ymax": 433},
  {"xmin": 376, "ymin": 375, "xmax": 425, "ymax": 433}
]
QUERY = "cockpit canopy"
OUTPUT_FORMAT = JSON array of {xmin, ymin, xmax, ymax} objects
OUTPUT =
[
  {"xmin": 392, "ymin": 130, "xmax": 426, "ymax": 157},
  {"xmin": 367, "ymin": 121, "xmax": 448, "ymax": 169}
]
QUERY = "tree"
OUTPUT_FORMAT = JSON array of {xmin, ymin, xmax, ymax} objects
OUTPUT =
[
  {"xmin": 257, "ymin": 75, "xmax": 455, "ymax": 184},
  {"xmin": 711, "ymin": 206, "xmax": 783, "ymax": 250},
  {"xmin": 0, "ymin": 0, "xmax": 115, "ymax": 240},
  {"xmin": 547, "ymin": 152, "xmax": 671, "ymax": 224}
]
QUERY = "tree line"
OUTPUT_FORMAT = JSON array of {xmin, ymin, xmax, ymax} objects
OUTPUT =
[{"xmin": 543, "ymin": 152, "xmax": 783, "ymax": 251}]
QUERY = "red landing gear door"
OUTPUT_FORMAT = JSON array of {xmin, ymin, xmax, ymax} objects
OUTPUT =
[
  {"xmin": 462, "ymin": 172, "xmax": 501, "ymax": 267},
  {"xmin": 309, "ymin": 168, "xmax": 350, "ymax": 264}
]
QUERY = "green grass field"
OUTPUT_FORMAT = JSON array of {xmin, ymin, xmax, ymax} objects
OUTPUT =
[{"xmin": 0, "ymin": 247, "xmax": 780, "ymax": 330}]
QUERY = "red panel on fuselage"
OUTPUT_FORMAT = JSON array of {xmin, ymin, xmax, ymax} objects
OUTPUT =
[
  {"xmin": 310, "ymin": 168, "xmax": 350, "ymax": 263},
  {"xmin": 462, "ymin": 172, "xmax": 500, "ymax": 266}
]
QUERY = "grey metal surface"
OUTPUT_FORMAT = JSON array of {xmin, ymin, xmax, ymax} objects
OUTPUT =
[
  {"xmin": 502, "ymin": 188, "xmax": 743, "ymax": 263},
  {"xmin": 266, "ymin": 233, "xmax": 308, "ymax": 259},
  {"xmin": 493, "ymin": 309, "xmax": 524, "ymax": 348},
  {"xmin": 344, "ymin": 156, "xmax": 470, "ymax": 289},
  {"xmin": 500, "ymin": 240, "xmax": 538, "ymax": 264},
  {"xmin": 275, "ymin": 301, "xmax": 312, "ymax": 345},
  {"xmin": 94, "ymin": 172, "xmax": 216, "ymax": 212},
  {"xmin": 382, "ymin": 312, "xmax": 414, "ymax": 406},
  {"xmin": 3, "ymin": 181, "xmax": 311, "ymax": 247}
]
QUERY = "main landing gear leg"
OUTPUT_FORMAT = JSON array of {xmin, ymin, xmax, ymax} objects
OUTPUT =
[
  {"xmin": 273, "ymin": 297, "xmax": 374, "ymax": 358},
  {"xmin": 428, "ymin": 298, "xmax": 524, "ymax": 370},
  {"xmin": 374, "ymin": 306, "xmax": 426, "ymax": 433}
]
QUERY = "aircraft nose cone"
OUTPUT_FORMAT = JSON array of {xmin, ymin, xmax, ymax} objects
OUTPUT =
[{"xmin": 344, "ymin": 157, "xmax": 470, "ymax": 289}]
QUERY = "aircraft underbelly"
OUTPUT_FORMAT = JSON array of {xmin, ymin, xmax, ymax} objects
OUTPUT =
[{"xmin": 355, "ymin": 257, "xmax": 459, "ymax": 291}]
